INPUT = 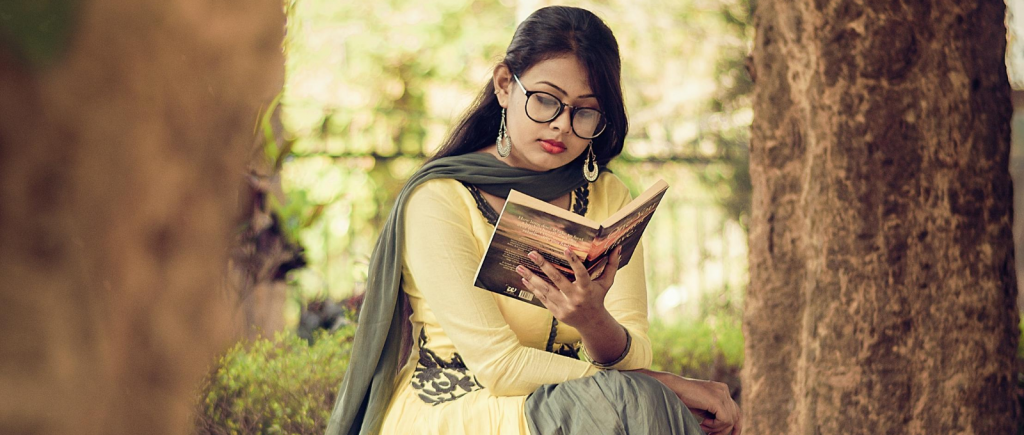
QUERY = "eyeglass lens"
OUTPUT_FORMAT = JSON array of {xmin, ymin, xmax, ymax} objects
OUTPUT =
[{"xmin": 525, "ymin": 92, "xmax": 606, "ymax": 139}]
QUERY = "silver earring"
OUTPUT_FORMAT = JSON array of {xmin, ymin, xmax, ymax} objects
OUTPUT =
[
  {"xmin": 583, "ymin": 142, "xmax": 599, "ymax": 182},
  {"xmin": 496, "ymin": 108, "xmax": 512, "ymax": 157}
]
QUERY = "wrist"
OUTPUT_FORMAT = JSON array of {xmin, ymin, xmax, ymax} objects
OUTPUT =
[
  {"xmin": 575, "ymin": 309, "xmax": 616, "ymax": 337},
  {"xmin": 577, "ymin": 310, "xmax": 630, "ymax": 367}
]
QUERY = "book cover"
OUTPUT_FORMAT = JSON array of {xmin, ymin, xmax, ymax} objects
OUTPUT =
[{"xmin": 472, "ymin": 179, "xmax": 669, "ymax": 307}]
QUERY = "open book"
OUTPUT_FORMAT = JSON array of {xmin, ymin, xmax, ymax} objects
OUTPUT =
[{"xmin": 472, "ymin": 179, "xmax": 669, "ymax": 307}]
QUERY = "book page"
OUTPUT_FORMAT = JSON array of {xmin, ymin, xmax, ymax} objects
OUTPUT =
[
  {"xmin": 600, "ymin": 179, "xmax": 669, "ymax": 227},
  {"xmin": 588, "ymin": 188, "xmax": 665, "ymax": 268},
  {"xmin": 584, "ymin": 180, "xmax": 669, "ymax": 273}
]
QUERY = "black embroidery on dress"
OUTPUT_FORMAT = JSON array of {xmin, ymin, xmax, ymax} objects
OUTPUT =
[
  {"xmin": 545, "ymin": 317, "xmax": 583, "ymax": 360},
  {"xmin": 554, "ymin": 342, "xmax": 582, "ymax": 359},
  {"xmin": 412, "ymin": 329, "xmax": 484, "ymax": 405},
  {"xmin": 461, "ymin": 182, "xmax": 501, "ymax": 225},
  {"xmin": 461, "ymin": 182, "xmax": 590, "ymax": 227}
]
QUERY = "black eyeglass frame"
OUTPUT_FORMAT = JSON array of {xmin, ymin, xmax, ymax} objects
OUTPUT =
[{"xmin": 512, "ymin": 74, "xmax": 608, "ymax": 140}]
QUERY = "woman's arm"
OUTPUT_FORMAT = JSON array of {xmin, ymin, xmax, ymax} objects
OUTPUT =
[
  {"xmin": 402, "ymin": 180, "xmax": 600, "ymax": 396},
  {"xmin": 517, "ymin": 174, "xmax": 653, "ymax": 370}
]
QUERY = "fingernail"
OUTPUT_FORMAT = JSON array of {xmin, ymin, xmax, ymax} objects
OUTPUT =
[
  {"xmin": 528, "ymin": 252, "xmax": 539, "ymax": 261},
  {"xmin": 516, "ymin": 265, "xmax": 526, "ymax": 275}
]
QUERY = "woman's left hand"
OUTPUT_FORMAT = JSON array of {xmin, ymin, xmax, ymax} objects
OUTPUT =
[
  {"xmin": 665, "ymin": 374, "xmax": 742, "ymax": 435},
  {"xmin": 515, "ymin": 245, "xmax": 622, "ymax": 330}
]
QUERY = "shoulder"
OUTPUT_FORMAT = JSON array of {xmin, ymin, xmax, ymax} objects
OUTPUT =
[
  {"xmin": 404, "ymin": 178, "xmax": 474, "ymax": 216},
  {"xmin": 409, "ymin": 177, "xmax": 467, "ymax": 198},
  {"xmin": 591, "ymin": 171, "xmax": 633, "ymax": 205}
]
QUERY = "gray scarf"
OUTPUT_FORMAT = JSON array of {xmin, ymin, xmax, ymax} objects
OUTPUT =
[{"xmin": 325, "ymin": 152, "xmax": 592, "ymax": 435}]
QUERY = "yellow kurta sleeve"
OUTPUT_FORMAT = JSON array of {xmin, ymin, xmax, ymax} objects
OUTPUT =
[
  {"xmin": 402, "ymin": 179, "xmax": 600, "ymax": 397},
  {"xmin": 582, "ymin": 174, "xmax": 654, "ymax": 371}
]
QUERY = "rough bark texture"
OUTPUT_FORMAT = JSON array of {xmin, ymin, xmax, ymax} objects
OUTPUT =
[
  {"xmin": 0, "ymin": 1, "xmax": 284, "ymax": 434},
  {"xmin": 744, "ymin": 1, "xmax": 1019, "ymax": 434}
]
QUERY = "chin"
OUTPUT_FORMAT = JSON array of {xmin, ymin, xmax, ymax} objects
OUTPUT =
[{"xmin": 519, "ymin": 152, "xmax": 570, "ymax": 171}]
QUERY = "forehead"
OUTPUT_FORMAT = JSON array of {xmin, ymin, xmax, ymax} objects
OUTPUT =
[{"xmin": 519, "ymin": 55, "xmax": 594, "ymax": 97}]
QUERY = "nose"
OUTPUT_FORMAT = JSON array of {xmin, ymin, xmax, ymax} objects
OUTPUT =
[{"xmin": 549, "ymin": 106, "xmax": 573, "ymax": 134}]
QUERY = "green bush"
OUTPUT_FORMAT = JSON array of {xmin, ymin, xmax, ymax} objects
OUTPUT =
[
  {"xmin": 192, "ymin": 326, "xmax": 354, "ymax": 435},
  {"xmin": 192, "ymin": 318, "xmax": 745, "ymax": 434},
  {"xmin": 648, "ymin": 317, "xmax": 743, "ymax": 399},
  {"xmin": 649, "ymin": 318, "xmax": 743, "ymax": 375}
]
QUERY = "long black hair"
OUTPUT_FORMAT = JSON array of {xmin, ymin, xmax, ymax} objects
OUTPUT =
[{"xmin": 427, "ymin": 6, "xmax": 627, "ymax": 167}]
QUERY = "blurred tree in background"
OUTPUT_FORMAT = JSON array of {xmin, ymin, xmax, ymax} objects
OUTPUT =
[{"xmin": 0, "ymin": 0, "xmax": 285, "ymax": 433}]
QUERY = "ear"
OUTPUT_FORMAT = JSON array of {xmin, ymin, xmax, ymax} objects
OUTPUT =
[{"xmin": 492, "ymin": 63, "xmax": 513, "ymax": 108}]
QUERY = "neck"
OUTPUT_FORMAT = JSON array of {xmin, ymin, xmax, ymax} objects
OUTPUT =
[{"xmin": 477, "ymin": 146, "xmax": 547, "ymax": 172}]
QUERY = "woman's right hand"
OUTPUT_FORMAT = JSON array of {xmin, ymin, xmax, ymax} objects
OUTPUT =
[{"xmin": 516, "ymin": 245, "xmax": 623, "ymax": 331}]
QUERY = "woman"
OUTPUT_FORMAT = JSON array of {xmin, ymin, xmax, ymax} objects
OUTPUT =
[{"xmin": 326, "ymin": 6, "xmax": 741, "ymax": 435}]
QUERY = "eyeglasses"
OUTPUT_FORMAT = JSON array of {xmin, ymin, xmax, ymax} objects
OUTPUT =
[{"xmin": 513, "ymin": 74, "xmax": 607, "ymax": 140}]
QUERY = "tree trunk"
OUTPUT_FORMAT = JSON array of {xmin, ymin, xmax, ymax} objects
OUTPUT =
[
  {"xmin": 0, "ymin": 1, "xmax": 284, "ymax": 434},
  {"xmin": 744, "ymin": 1, "xmax": 1018, "ymax": 434}
]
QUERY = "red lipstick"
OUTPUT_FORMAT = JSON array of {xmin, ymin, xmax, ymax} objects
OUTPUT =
[{"xmin": 540, "ymin": 140, "xmax": 566, "ymax": 154}]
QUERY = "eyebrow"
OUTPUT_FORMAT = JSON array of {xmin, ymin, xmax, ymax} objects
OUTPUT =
[{"xmin": 536, "ymin": 80, "xmax": 598, "ymax": 99}]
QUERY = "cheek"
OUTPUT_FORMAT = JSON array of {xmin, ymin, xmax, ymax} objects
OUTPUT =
[
  {"xmin": 508, "ymin": 110, "xmax": 538, "ymax": 140},
  {"xmin": 567, "ymin": 139, "xmax": 590, "ymax": 158}
]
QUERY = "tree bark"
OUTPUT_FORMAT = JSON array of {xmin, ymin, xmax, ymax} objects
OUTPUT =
[
  {"xmin": 0, "ymin": 1, "xmax": 284, "ymax": 434},
  {"xmin": 744, "ymin": 1, "xmax": 1018, "ymax": 434}
]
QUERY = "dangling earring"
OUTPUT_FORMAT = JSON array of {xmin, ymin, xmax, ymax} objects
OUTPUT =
[
  {"xmin": 496, "ymin": 108, "xmax": 512, "ymax": 157},
  {"xmin": 583, "ymin": 142, "xmax": 599, "ymax": 182}
]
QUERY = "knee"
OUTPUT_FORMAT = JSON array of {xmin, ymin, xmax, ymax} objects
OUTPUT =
[{"xmin": 598, "ymin": 371, "xmax": 677, "ymax": 409}]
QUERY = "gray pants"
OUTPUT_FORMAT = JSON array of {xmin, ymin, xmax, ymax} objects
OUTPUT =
[{"xmin": 525, "ymin": 370, "xmax": 706, "ymax": 435}]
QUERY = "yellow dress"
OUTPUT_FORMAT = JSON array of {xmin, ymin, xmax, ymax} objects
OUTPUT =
[{"xmin": 379, "ymin": 172, "xmax": 652, "ymax": 435}]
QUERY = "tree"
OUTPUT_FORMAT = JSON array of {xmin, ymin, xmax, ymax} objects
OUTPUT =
[
  {"xmin": 0, "ymin": 0, "xmax": 284, "ymax": 433},
  {"xmin": 744, "ymin": 1, "xmax": 1018, "ymax": 433}
]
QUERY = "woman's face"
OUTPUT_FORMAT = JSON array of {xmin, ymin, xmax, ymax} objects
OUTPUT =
[{"xmin": 492, "ymin": 55, "xmax": 600, "ymax": 172}]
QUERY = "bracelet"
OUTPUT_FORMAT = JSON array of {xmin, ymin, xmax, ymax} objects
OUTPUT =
[{"xmin": 589, "ymin": 325, "xmax": 632, "ymax": 369}]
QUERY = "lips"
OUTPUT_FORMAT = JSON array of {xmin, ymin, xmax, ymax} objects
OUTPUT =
[{"xmin": 540, "ymin": 140, "xmax": 566, "ymax": 154}]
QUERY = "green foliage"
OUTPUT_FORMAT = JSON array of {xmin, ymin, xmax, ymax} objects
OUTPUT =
[
  {"xmin": 0, "ymin": 0, "xmax": 81, "ymax": 68},
  {"xmin": 193, "ymin": 326, "xmax": 355, "ymax": 434},
  {"xmin": 648, "ymin": 317, "xmax": 743, "ymax": 378}
]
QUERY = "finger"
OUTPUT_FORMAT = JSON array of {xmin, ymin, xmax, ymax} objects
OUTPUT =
[
  {"xmin": 703, "ymin": 421, "xmax": 732, "ymax": 435},
  {"xmin": 702, "ymin": 418, "xmax": 728, "ymax": 430},
  {"xmin": 516, "ymin": 265, "xmax": 565, "ymax": 305},
  {"xmin": 705, "ymin": 425, "xmax": 728, "ymax": 435},
  {"xmin": 562, "ymin": 247, "xmax": 592, "ymax": 287},
  {"xmin": 520, "ymin": 277, "xmax": 551, "ymax": 307},
  {"xmin": 594, "ymin": 245, "xmax": 623, "ymax": 287},
  {"xmin": 689, "ymin": 408, "xmax": 715, "ymax": 421},
  {"xmin": 527, "ymin": 251, "xmax": 573, "ymax": 289},
  {"xmin": 703, "ymin": 419, "xmax": 733, "ymax": 434}
]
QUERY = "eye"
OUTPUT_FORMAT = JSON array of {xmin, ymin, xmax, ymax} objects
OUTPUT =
[
  {"xmin": 576, "ymin": 109, "xmax": 599, "ymax": 121},
  {"xmin": 534, "ymin": 93, "xmax": 561, "ymax": 108}
]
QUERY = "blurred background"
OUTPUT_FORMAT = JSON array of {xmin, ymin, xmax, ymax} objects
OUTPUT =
[{"xmin": 4, "ymin": 0, "xmax": 1020, "ymax": 433}]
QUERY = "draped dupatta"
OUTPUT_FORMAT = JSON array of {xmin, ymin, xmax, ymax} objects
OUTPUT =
[{"xmin": 325, "ymin": 152, "xmax": 594, "ymax": 435}]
